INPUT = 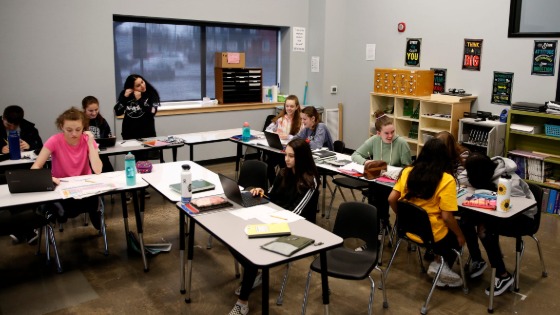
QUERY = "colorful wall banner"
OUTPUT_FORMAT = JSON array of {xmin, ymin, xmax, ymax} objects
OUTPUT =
[
  {"xmin": 463, "ymin": 39, "xmax": 483, "ymax": 71},
  {"xmin": 405, "ymin": 38, "xmax": 421, "ymax": 67},
  {"xmin": 431, "ymin": 68, "xmax": 447, "ymax": 94},
  {"xmin": 492, "ymin": 71, "xmax": 514, "ymax": 105},
  {"xmin": 532, "ymin": 40, "xmax": 557, "ymax": 76}
]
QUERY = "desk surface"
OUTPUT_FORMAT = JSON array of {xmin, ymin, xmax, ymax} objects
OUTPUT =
[
  {"xmin": 174, "ymin": 128, "xmax": 263, "ymax": 144},
  {"xmin": 100, "ymin": 138, "xmax": 182, "ymax": 156},
  {"xmin": 0, "ymin": 151, "xmax": 37, "ymax": 167},
  {"xmin": 458, "ymin": 191, "xmax": 536, "ymax": 218}
]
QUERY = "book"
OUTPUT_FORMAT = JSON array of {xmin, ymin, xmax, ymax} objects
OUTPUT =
[
  {"xmin": 244, "ymin": 223, "xmax": 291, "ymax": 238},
  {"xmin": 555, "ymin": 190, "xmax": 560, "ymax": 214},
  {"xmin": 169, "ymin": 179, "xmax": 216, "ymax": 194},
  {"xmin": 260, "ymin": 234, "xmax": 315, "ymax": 256},
  {"xmin": 312, "ymin": 150, "xmax": 337, "ymax": 162},
  {"xmin": 546, "ymin": 189, "xmax": 557, "ymax": 214},
  {"xmin": 541, "ymin": 188, "xmax": 550, "ymax": 212},
  {"xmin": 326, "ymin": 159, "xmax": 352, "ymax": 167},
  {"xmin": 461, "ymin": 193, "xmax": 497, "ymax": 210},
  {"xmin": 191, "ymin": 196, "xmax": 233, "ymax": 212}
]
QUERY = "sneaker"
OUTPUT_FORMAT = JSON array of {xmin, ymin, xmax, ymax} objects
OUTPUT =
[
  {"xmin": 439, "ymin": 263, "xmax": 461, "ymax": 283},
  {"xmin": 485, "ymin": 273, "xmax": 514, "ymax": 296},
  {"xmin": 228, "ymin": 303, "xmax": 249, "ymax": 315},
  {"xmin": 354, "ymin": 244, "xmax": 368, "ymax": 252},
  {"xmin": 427, "ymin": 261, "xmax": 441, "ymax": 278},
  {"xmin": 469, "ymin": 260, "xmax": 488, "ymax": 279},
  {"xmin": 9, "ymin": 234, "xmax": 21, "ymax": 244},
  {"xmin": 436, "ymin": 277, "xmax": 463, "ymax": 288},
  {"xmin": 235, "ymin": 271, "xmax": 263, "ymax": 295}
]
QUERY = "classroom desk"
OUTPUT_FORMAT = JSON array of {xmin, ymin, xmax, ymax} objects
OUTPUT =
[
  {"xmin": 100, "ymin": 137, "xmax": 183, "ymax": 162},
  {"xmin": 458, "ymin": 193, "xmax": 536, "ymax": 313},
  {"xmin": 228, "ymin": 133, "xmax": 283, "ymax": 179},
  {"xmin": 0, "ymin": 151, "xmax": 38, "ymax": 169},
  {"xmin": 142, "ymin": 161, "xmax": 343, "ymax": 314},
  {"xmin": 0, "ymin": 171, "xmax": 151, "ymax": 271},
  {"xmin": 173, "ymin": 128, "xmax": 262, "ymax": 162}
]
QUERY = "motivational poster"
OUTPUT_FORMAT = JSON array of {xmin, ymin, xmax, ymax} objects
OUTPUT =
[
  {"xmin": 491, "ymin": 71, "xmax": 514, "ymax": 105},
  {"xmin": 431, "ymin": 68, "xmax": 447, "ymax": 94},
  {"xmin": 463, "ymin": 39, "xmax": 483, "ymax": 71},
  {"xmin": 532, "ymin": 40, "xmax": 557, "ymax": 76},
  {"xmin": 405, "ymin": 38, "xmax": 421, "ymax": 67}
]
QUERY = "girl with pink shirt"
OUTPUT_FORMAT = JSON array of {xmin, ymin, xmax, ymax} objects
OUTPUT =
[{"xmin": 32, "ymin": 107, "xmax": 103, "ymax": 229}]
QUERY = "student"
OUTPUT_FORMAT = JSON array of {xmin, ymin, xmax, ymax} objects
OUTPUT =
[
  {"xmin": 1, "ymin": 105, "xmax": 43, "ymax": 154},
  {"xmin": 459, "ymin": 152, "xmax": 536, "ymax": 296},
  {"xmin": 388, "ymin": 138, "xmax": 465, "ymax": 287},
  {"xmin": 294, "ymin": 106, "xmax": 334, "ymax": 150},
  {"xmin": 264, "ymin": 95, "xmax": 304, "ymax": 184},
  {"xmin": 435, "ymin": 131, "xmax": 469, "ymax": 177},
  {"xmin": 82, "ymin": 96, "xmax": 114, "ymax": 173},
  {"xmin": 229, "ymin": 138, "xmax": 319, "ymax": 315},
  {"xmin": 32, "ymin": 107, "xmax": 103, "ymax": 230},
  {"xmin": 351, "ymin": 110, "xmax": 412, "ymax": 224}
]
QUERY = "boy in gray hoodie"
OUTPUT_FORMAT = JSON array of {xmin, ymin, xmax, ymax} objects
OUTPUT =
[{"xmin": 459, "ymin": 152, "xmax": 536, "ymax": 296}]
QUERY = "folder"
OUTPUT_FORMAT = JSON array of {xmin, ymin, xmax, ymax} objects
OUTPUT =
[
  {"xmin": 244, "ymin": 223, "xmax": 291, "ymax": 238},
  {"xmin": 261, "ymin": 235, "xmax": 315, "ymax": 256}
]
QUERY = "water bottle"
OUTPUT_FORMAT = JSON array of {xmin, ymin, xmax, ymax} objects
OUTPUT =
[
  {"xmin": 496, "ymin": 173, "xmax": 512, "ymax": 212},
  {"xmin": 124, "ymin": 152, "xmax": 136, "ymax": 186},
  {"xmin": 242, "ymin": 122, "xmax": 251, "ymax": 142},
  {"xmin": 8, "ymin": 130, "xmax": 21, "ymax": 160},
  {"xmin": 181, "ymin": 164, "xmax": 192, "ymax": 204}
]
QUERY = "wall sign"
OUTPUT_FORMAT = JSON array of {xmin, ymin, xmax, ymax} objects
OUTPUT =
[
  {"xmin": 532, "ymin": 40, "xmax": 557, "ymax": 76},
  {"xmin": 431, "ymin": 68, "xmax": 447, "ymax": 94},
  {"xmin": 463, "ymin": 39, "xmax": 483, "ymax": 71},
  {"xmin": 405, "ymin": 38, "xmax": 421, "ymax": 67},
  {"xmin": 492, "ymin": 71, "xmax": 514, "ymax": 105}
]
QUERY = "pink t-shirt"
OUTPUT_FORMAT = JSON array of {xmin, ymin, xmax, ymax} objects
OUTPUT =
[{"xmin": 44, "ymin": 133, "xmax": 98, "ymax": 178}]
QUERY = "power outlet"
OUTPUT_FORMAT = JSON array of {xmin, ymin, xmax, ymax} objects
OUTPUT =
[{"xmin": 330, "ymin": 86, "xmax": 338, "ymax": 94}]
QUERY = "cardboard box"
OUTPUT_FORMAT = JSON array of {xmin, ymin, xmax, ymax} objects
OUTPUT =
[{"xmin": 215, "ymin": 52, "xmax": 246, "ymax": 68}]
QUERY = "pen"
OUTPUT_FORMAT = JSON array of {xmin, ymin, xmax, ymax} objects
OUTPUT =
[
  {"xmin": 270, "ymin": 215, "xmax": 287, "ymax": 220},
  {"xmin": 259, "ymin": 191, "xmax": 270, "ymax": 200},
  {"xmin": 121, "ymin": 140, "xmax": 127, "ymax": 144}
]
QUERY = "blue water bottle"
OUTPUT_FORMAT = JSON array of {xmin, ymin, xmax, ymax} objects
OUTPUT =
[
  {"xmin": 242, "ymin": 122, "xmax": 251, "ymax": 142},
  {"xmin": 8, "ymin": 130, "xmax": 21, "ymax": 160},
  {"xmin": 124, "ymin": 152, "xmax": 136, "ymax": 186}
]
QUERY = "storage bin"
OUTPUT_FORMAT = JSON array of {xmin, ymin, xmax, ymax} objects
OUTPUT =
[{"xmin": 545, "ymin": 124, "xmax": 560, "ymax": 138}]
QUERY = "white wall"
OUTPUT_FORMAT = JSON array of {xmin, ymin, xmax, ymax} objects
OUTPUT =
[
  {"xmin": 310, "ymin": 0, "xmax": 559, "ymax": 149},
  {"xmin": 0, "ymin": 0, "xmax": 309, "ymax": 163}
]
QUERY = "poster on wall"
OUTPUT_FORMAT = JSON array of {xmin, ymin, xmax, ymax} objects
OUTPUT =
[
  {"xmin": 532, "ymin": 40, "xmax": 557, "ymax": 76},
  {"xmin": 405, "ymin": 38, "xmax": 421, "ymax": 67},
  {"xmin": 463, "ymin": 39, "xmax": 483, "ymax": 71},
  {"xmin": 491, "ymin": 71, "xmax": 514, "ymax": 105},
  {"xmin": 431, "ymin": 68, "xmax": 447, "ymax": 94},
  {"xmin": 292, "ymin": 27, "xmax": 306, "ymax": 52}
]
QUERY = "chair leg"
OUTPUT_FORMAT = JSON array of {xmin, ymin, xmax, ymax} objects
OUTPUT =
[
  {"xmin": 99, "ymin": 197, "xmax": 109, "ymax": 256},
  {"xmin": 47, "ymin": 225, "xmax": 63, "ymax": 273},
  {"xmin": 531, "ymin": 235, "xmax": 548, "ymax": 277},
  {"xmin": 514, "ymin": 238, "xmax": 524, "ymax": 292},
  {"xmin": 277, "ymin": 263, "xmax": 291, "ymax": 305},
  {"xmin": 233, "ymin": 259, "xmax": 240, "ymax": 278},
  {"xmin": 207, "ymin": 235, "xmax": 213, "ymax": 249},
  {"xmin": 383, "ymin": 238, "xmax": 403, "ymax": 283},
  {"xmin": 452, "ymin": 248, "xmax": 469, "ymax": 294},
  {"xmin": 416, "ymin": 246, "xmax": 426, "ymax": 273},
  {"xmin": 350, "ymin": 189, "xmax": 357, "ymax": 201},
  {"xmin": 83, "ymin": 213, "xmax": 89, "ymax": 226},
  {"xmin": 375, "ymin": 266, "xmax": 389, "ymax": 308},
  {"xmin": 327, "ymin": 186, "xmax": 341, "ymax": 219},
  {"xmin": 367, "ymin": 275, "xmax": 375, "ymax": 315},
  {"xmin": 422, "ymin": 256, "xmax": 445, "ymax": 315},
  {"xmin": 301, "ymin": 270, "xmax": 313, "ymax": 315},
  {"xmin": 35, "ymin": 226, "xmax": 43, "ymax": 255}
]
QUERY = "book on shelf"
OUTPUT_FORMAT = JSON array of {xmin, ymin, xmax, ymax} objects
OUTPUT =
[
  {"xmin": 555, "ymin": 190, "xmax": 560, "ymax": 214},
  {"xmin": 547, "ymin": 189, "xmax": 558, "ymax": 214},
  {"xmin": 541, "ymin": 188, "xmax": 550, "ymax": 212},
  {"xmin": 507, "ymin": 150, "xmax": 551, "ymax": 182}
]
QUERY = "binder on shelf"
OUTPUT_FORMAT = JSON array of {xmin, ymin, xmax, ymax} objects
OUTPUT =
[
  {"xmin": 547, "ymin": 189, "xmax": 557, "ymax": 214},
  {"xmin": 510, "ymin": 123, "xmax": 543, "ymax": 134},
  {"xmin": 541, "ymin": 188, "xmax": 550, "ymax": 212}
]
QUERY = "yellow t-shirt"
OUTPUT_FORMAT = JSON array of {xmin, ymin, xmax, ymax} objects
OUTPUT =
[{"xmin": 393, "ymin": 167, "xmax": 458, "ymax": 242}]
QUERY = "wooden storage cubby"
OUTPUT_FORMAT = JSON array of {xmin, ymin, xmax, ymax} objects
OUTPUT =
[
  {"xmin": 370, "ymin": 92, "xmax": 476, "ymax": 156},
  {"xmin": 214, "ymin": 68, "xmax": 262, "ymax": 104}
]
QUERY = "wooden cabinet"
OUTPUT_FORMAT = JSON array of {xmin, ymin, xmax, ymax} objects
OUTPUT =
[
  {"xmin": 214, "ymin": 68, "xmax": 262, "ymax": 104},
  {"xmin": 370, "ymin": 92, "xmax": 476, "ymax": 155},
  {"xmin": 505, "ymin": 110, "xmax": 560, "ymax": 189}
]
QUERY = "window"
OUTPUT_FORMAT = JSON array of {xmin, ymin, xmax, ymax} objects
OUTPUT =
[{"xmin": 113, "ymin": 16, "xmax": 279, "ymax": 103}]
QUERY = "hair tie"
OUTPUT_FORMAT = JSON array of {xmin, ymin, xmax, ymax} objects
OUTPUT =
[{"xmin": 376, "ymin": 114, "xmax": 386, "ymax": 120}]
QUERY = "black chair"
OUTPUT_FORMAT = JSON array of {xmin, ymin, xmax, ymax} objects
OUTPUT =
[
  {"xmin": 318, "ymin": 140, "xmax": 344, "ymax": 208},
  {"xmin": 325, "ymin": 141, "xmax": 369, "ymax": 219},
  {"xmin": 0, "ymin": 207, "xmax": 63, "ymax": 273},
  {"xmin": 499, "ymin": 182, "xmax": 548, "ymax": 291},
  {"xmin": 385, "ymin": 200, "xmax": 467, "ymax": 315},
  {"xmin": 301, "ymin": 202, "xmax": 388, "ymax": 314}
]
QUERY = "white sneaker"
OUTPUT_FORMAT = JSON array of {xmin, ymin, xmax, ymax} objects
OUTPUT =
[
  {"xmin": 427, "ymin": 261, "xmax": 441, "ymax": 278},
  {"xmin": 229, "ymin": 303, "xmax": 249, "ymax": 315},
  {"xmin": 439, "ymin": 263, "xmax": 461, "ymax": 283},
  {"xmin": 436, "ymin": 277, "xmax": 463, "ymax": 288},
  {"xmin": 234, "ymin": 271, "xmax": 263, "ymax": 295}
]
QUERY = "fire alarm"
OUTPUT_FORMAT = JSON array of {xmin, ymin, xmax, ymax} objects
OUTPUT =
[{"xmin": 398, "ymin": 22, "xmax": 406, "ymax": 32}]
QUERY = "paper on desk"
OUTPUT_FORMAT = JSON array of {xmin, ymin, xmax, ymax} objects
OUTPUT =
[
  {"xmin": 256, "ymin": 209, "xmax": 303, "ymax": 223},
  {"xmin": 120, "ymin": 140, "xmax": 142, "ymax": 147},
  {"xmin": 58, "ymin": 177, "xmax": 117, "ymax": 199},
  {"xmin": 340, "ymin": 162, "xmax": 364, "ymax": 174},
  {"xmin": 230, "ymin": 205, "xmax": 276, "ymax": 220}
]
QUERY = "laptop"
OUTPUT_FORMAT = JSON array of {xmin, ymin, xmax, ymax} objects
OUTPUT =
[
  {"xmin": 218, "ymin": 173, "xmax": 269, "ymax": 207},
  {"xmin": 264, "ymin": 131, "xmax": 286, "ymax": 151},
  {"xmin": 5, "ymin": 169, "xmax": 55, "ymax": 193},
  {"xmin": 169, "ymin": 179, "xmax": 216, "ymax": 194},
  {"xmin": 96, "ymin": 137, "xmax": 117, "ymax": 148}
]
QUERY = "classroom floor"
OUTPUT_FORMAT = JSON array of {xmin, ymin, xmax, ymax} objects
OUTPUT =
[{"xmin": 1, "ymin": 161, "xmax": 559, "ymax": 315}]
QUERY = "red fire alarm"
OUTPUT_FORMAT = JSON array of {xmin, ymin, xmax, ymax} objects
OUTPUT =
[{"xmin": 398, "ymin": 22, "xmax": 406, "ymax": 32}]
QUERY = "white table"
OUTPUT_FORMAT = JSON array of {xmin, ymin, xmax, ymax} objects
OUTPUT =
[
  {"xmin": 0, "ymin": 151, "xmax": 38, "ymax": 168},
  {"xmin": 100, "ymin": 137, "xmax": 183, "ymax": 162},
  {"xmin": 174, "ymin": 128, "xmax": 262, "ymax": 162}
]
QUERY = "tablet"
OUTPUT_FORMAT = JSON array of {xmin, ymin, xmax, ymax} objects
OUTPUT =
[{"xmin": 169, "ymin": 179, "xmax": 216, "ymax": 194}]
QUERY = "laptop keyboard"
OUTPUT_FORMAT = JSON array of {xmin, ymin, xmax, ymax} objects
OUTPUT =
[{"xmin": 241, "ymin": 191, "xmax": 268, "ymax": 207}]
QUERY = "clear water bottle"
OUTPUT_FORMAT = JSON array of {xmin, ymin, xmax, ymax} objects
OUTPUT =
[
  {"xmin": 181, "ymin": 164, "xmax": 192, "ymax": 204},
  {"xmin": 497, "ymin": 173, "xmax": 512, "ymax": 212},
  {"xmin": 124, "ymin": 152, "xmax": 136, "ymax": 186},
  {"xmin": 242, "ymin": 122, "xmax": 251, "ymax": 142},
  {"xmin": 8, "ymin": 130, "xmax": 21, "ymax": 160}
]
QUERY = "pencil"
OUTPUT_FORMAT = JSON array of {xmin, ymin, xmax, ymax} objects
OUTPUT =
[
  {"xmin": 259, "ymin": 191, "xmax": 270, "ymax": 200},
  {"xmin": 270, "ymin": 215, "xmax": 287, "ymax": 220}
]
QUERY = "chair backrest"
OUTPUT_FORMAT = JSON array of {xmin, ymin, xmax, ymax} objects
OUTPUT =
[
  {"xmin": 333, "ymin": 202, "xmax": 378, "ymax": 251},
  {"xmin": 238, "ymin": 160, "xmax": 268, "ymax": 191},
  {"xmin": 396, "ymin": 200, "xmax": 436, "ymax": 249},
  {"xmin": 333, "ymin": 140, "xmax": 345, "ymax": 153},
  {"xmin": 263, "ymin": 114, "xmax": 276, "ymax": 132},
  {"xmin": 527, "ymin": 182, "xmax": 543, "ymax": 234}
]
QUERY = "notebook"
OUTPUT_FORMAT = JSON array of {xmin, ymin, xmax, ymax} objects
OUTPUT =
[
  {"xmin": 95, "ymin": 137, "xmax": 116, "ymax": 148},
  {"xmin": 245, "ymin": 222, "xmax": 291, "ymax": 238},
  {"xmin": 169, "ymin": 179, "xmax": 216, "ymax": 194},
  {"xmin": 264, "ymin": 131, "xmax": 286, "ymax": 151},
  {"xmin": 5, "ymin": 169, "xmax": 55, "ymax": 193},
  {"xmin": 218, "ymin": 173, "xmax": 269, "ymax": 207},
  {"xmin": 261, "ymin": 235, "xmax": 315, "ymax": 256}
]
